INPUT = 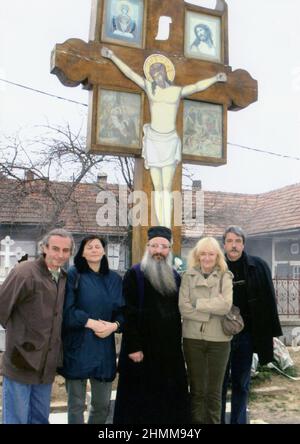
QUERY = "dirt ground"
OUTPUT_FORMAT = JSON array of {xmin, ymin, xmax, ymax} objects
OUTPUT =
[
  {"xmin": 248, "ymin": 348, "xmax": 300, "ymax": 424},
  {"xmin": 50, "ymin": 374, "xmax": 119, "ymax": 404},
  {"xmin": 49, "ymin": 346, "xmax": 300, "ymax": 424},
  {"xmin": 0, "ymin": 361, "xmax": 118, "ymax": 406}
]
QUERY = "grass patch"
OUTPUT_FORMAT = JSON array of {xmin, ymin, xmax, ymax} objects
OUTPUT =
[
  {"xmin": 279, "ymin": 366, "xmax": 298, "ymax": 377},
  {"xmin": 251, "ymin": 366, "xmax": 273, "ymax": 386},
  {"xmin": 251, "ymin": 362, "xmax": 298, "ymax": 387}
]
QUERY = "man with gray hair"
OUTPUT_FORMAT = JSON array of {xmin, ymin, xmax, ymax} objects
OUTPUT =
[
  {"xmin": 113, "ymin": 226, "xmax": 189, "ymax": 424},
  {"xmin": 0, "ymin": 228, "xmax": 74, "ymax": 424},
  {"xmin": 221, "ymin": 226, "xmax": 282, "ymax": 424}
]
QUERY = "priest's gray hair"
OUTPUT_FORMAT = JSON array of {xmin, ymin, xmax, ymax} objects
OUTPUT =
[{"xmin": 140, "ymin": 249, "xmax": 177, "ymax": 296}]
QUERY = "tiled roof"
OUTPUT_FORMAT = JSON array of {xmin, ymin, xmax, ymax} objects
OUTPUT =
[
  {"xmin": 247, "ymin": 184, "xmax": 300, "ymax": 235},
  {"xmin": 198, "ymin": 183, "xmax": 300, "ymax": 237},
  {"xmin": 1, "ymin": 178, "xmax": 300, "ymax": 237},
  {"xmin": 0, "ymin": 179, "xmax": 125, "ymax": 236}
]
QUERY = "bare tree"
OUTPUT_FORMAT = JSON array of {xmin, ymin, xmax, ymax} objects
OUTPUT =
[
  {"xmin": 0, "ymin": 124, "xmax": 107, "ymax": 235},
  {"xmin": 110, "ymin": 156, "xmax": 135, "ymax": 192},
  {"xmin": 0, "ymin": 123, "xmax": 196, "ymax": 239}
]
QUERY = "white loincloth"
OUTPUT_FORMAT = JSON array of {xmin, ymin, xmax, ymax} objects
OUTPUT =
[{"xmin": 142, "ymin": 124, "xmax": 182, "ymax": 169}]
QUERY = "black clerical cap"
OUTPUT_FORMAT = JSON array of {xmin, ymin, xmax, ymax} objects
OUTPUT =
[{"xmin": 147, "ymin": 226, "xmax": 172, "ymax": 242}]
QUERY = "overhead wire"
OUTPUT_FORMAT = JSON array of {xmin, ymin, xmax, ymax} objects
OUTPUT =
[
  {"xmin": 0, "ymin": 78, "xmax": 88, "ymax": 107},
  {"xmin": 228, "ymin": 143, "xmax": 300, "ymax": 161},
  {"xmin": 1, "ymin": 77, "xmax": 299, "ymax": 161}
]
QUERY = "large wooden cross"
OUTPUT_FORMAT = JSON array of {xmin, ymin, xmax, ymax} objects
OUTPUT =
[{"xmin": 51, "ymin": 0, "xmax": 257, "ymax": 263}]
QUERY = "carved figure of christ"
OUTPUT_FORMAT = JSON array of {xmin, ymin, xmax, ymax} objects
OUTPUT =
[{"xmin": 101, "ymin": 47, "xmax": 227, "ymax": 227}]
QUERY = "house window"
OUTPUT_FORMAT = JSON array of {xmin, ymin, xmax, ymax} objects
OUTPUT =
[
  {"xmin": 107, "ymin": 244, "xmax": 120, "ymax": 270},
  {"xmin": 292, "ymin": 265, "xmax": 300, "ymax": 279}
]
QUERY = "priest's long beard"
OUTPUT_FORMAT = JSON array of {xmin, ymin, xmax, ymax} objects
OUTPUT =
[{"xmin": 141, "ymin": 250, "xmax": 177, "ymax": 296}]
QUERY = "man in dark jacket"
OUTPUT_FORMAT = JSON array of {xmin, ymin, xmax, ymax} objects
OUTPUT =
[
  {"xmin": 0, "ymin": 228, "xmax": 74, "ymax": 424},
  {"xmin": 221, "ymin": 226, "xmax": 282, "ymax": 424},
  {"xmin": 113, "ymin": 226, "xmax": 190, "ymax": 424}
]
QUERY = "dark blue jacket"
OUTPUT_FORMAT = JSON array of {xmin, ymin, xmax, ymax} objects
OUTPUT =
[{"xmin": 58, "ymin": 266, "xmax": 124, "ymax": 381}]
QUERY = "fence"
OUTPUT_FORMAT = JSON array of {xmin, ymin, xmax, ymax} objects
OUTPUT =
[{"xmin": 274, "ymin": 278, "xmax": 300, "ymax": 319}]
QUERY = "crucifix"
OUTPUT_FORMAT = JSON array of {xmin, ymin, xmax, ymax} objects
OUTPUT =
[
  {"xmin": 0, "ymin": 236, "xmax": 25, "ymax": 272},
  {"xmin": 51, "ymin": 0, "xmax": 257, "ymax": 263}
]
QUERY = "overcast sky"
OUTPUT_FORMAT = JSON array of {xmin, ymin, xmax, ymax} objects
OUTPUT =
[{"xmin": 1, "ymin": 0, "xmax": 300, "ymax": 194}]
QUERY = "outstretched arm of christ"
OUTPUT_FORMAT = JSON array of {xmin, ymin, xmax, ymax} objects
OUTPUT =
[
  {"xmin": 101, "ymin": 47, "xmax": 145, "ymax": 90},
  {"xmin": 181, "ymin": 72, "xmax": 227, "ymax": 98}
]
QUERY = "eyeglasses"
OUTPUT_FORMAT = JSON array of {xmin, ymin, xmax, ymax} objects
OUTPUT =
[{"xmin": 148, "ymin": 243, "xmax": 171, "ymax": 250}]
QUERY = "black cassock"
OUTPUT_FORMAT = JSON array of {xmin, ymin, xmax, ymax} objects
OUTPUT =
[{"xmin": 113, "ymin": 267, "xmax": 190, "ymax": 424}]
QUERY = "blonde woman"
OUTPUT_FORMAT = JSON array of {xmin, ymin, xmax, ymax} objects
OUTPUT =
[{"xmin": 179, "ymin": 237, "xmax": 233, "ymax": 424}]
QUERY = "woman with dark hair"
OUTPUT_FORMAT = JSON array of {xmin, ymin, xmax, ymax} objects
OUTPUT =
[{"xmin": 58, "ymin": 235, "xmax": 124, "ymax": 424}]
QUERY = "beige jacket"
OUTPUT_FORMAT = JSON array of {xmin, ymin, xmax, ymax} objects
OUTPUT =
[{"xmin": 179, "ymin": 267, "xmax": 233, "ymax": 342}]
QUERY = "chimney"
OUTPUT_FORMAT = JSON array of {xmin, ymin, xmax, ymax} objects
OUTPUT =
[
  {"xmin": 192, "ymin": 180, "xmax": 202, "ymax": 190},
  {"xmin": 97, "ymin": 173, "xmax": 108, "ymax": 189}
]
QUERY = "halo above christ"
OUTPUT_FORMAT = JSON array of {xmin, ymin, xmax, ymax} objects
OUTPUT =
[{"xmin": 143, "ymin": 54, "xmax": 176, "ymax": 83}]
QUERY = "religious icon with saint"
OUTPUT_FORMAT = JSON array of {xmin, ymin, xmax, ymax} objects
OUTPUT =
[
  {"xmin": 97, "ymin": 89, "xmax": 142, "ymax": 149},
  {"xmin": 183, "ymin": 100, "xmax": 224, "ymax": 160},
  {"xmin": 101, "ymin": 0, "xmax": 145, "ymax": 48}
]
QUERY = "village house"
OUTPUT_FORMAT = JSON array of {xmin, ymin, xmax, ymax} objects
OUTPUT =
[
  {"xmin": 1, "ymin": 175, "xmax": 300, "ymax": 342},
  {"xmin": 1, "ymin": 176, "xmax": 300, "ymax": 276}
]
